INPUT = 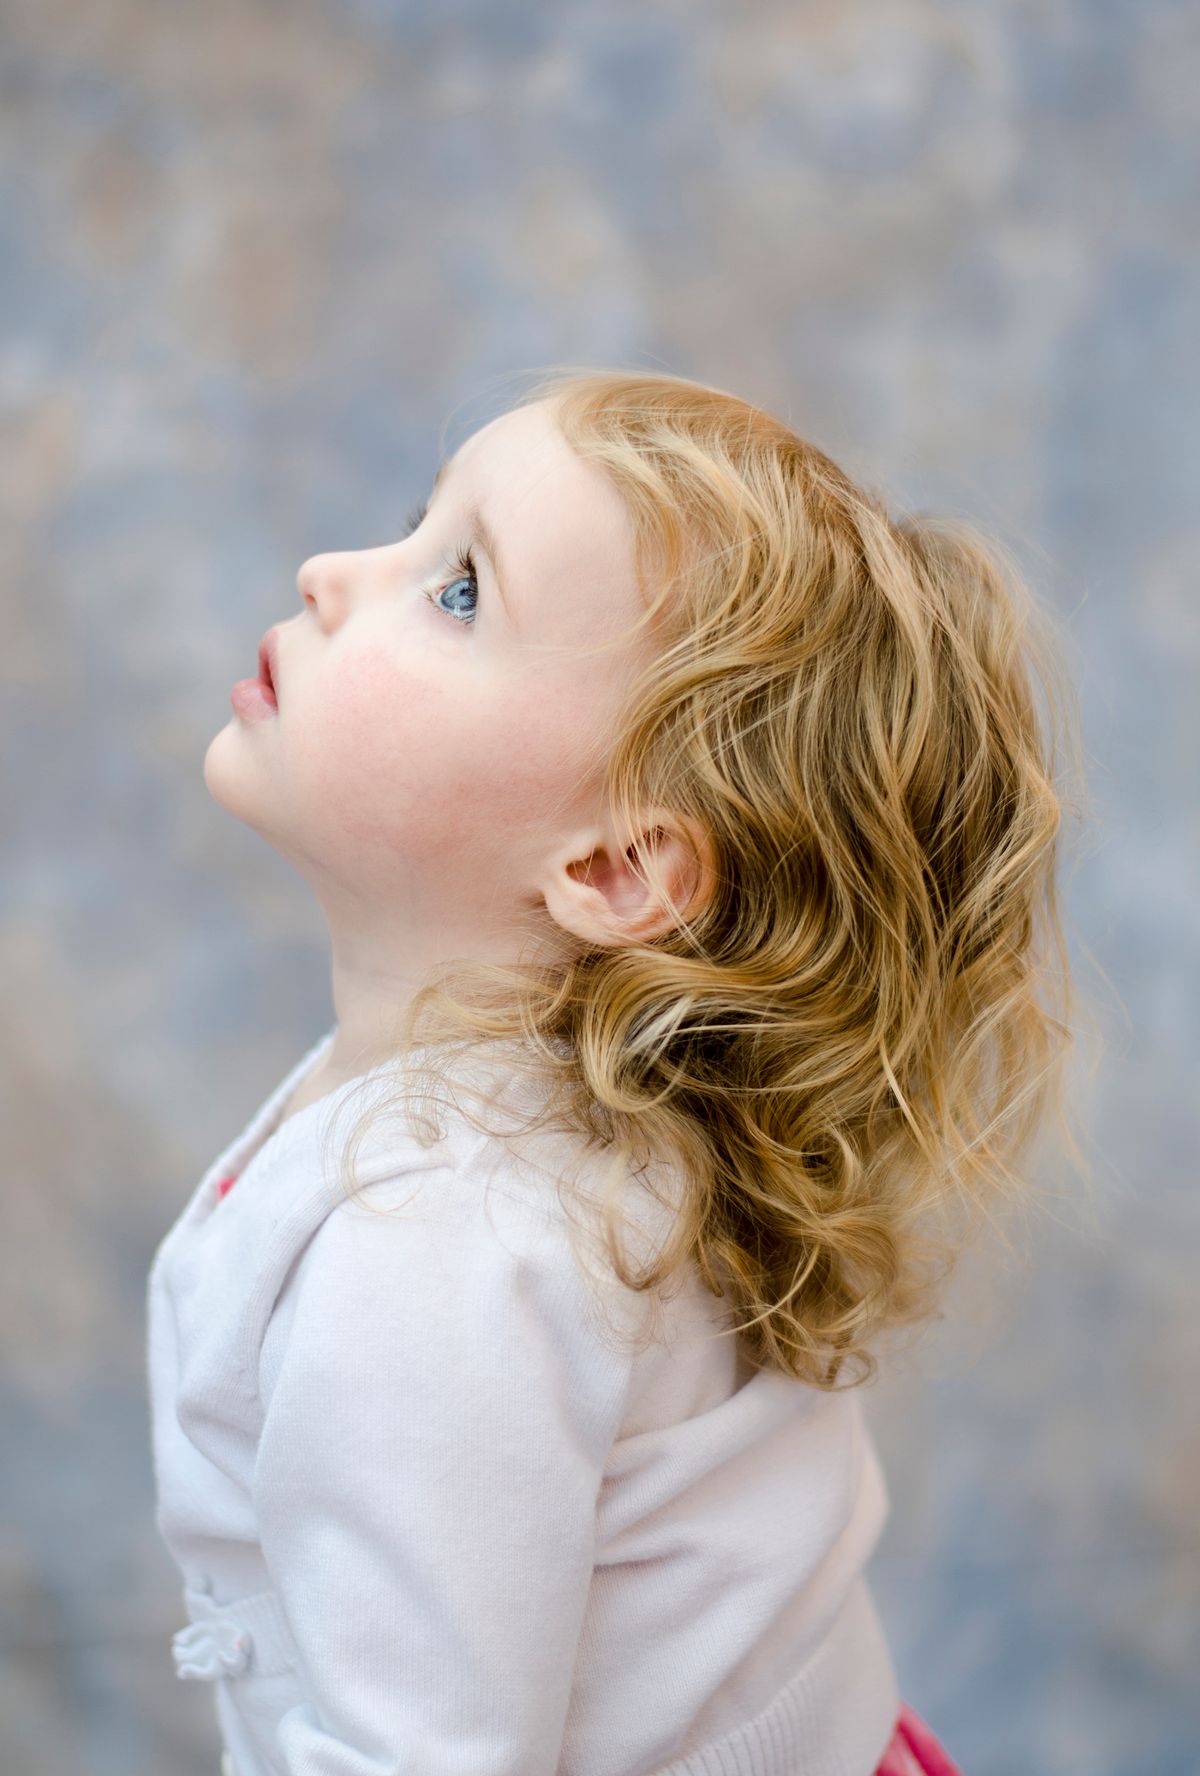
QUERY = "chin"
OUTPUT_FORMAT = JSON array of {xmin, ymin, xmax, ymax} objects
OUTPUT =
[{"xmin": 203, "ymin": 725, "xmax": 262, "ymax": 824}]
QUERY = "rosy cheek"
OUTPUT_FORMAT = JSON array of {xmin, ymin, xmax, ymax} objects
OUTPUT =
[
  {"xmin": 287, "ymin": 646, "xmax": 604, "ymax": 862},
  {"xmin": 294, "ymin": 650, "xmax": 453, "ymax": 843}
]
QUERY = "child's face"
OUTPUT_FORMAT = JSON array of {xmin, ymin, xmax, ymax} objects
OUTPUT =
[{"xmin": 204, "ymin": 397, "xmax": 652, "ymax": 1011}]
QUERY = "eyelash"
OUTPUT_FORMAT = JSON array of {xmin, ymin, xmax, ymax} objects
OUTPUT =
[{"xmin": 402, "ymin": 499, "xmax": 479, "ymax": 627}]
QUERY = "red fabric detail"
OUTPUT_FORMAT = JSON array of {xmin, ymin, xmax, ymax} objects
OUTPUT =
[
  {"xmin": 874, "ymin": 1702, "xmax": 965, "ymax": 1776},
  {"xmin": 215, "ymin": 1173, "xmax": 239, "ymax": 1200}
]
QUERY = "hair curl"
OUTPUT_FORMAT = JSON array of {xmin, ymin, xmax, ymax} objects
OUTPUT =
[{"xmin": 327, "ymin": 366, "xmax": 1088, "ymax": 1392}]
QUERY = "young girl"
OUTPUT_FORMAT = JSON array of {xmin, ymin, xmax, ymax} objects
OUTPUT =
[{"xmin": 146, "ymin": 368, "xmax": 1077, "ymax": 1776}]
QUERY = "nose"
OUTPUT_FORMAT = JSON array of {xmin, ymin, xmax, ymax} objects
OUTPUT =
[
  {"xmin": 296, "ymin": 550, "xmax": 362, "ymax": 623},
  {"xmin": 297, "ymin": 544, "xmax": 401, "ymax": 624}
]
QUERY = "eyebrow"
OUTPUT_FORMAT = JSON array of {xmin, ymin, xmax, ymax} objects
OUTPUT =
[{"xmin": 431, "ymin": 457, "xmax": 516, "ymax": 627}]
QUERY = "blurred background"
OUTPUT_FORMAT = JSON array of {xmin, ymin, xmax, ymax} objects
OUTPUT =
[{"xmin": 2, "ymin": 2, "xmax": 1196, "ymax": 1772}]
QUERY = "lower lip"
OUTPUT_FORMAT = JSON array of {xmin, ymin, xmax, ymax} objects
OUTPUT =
[{"xmin": 231, "ymin": 677, "xmax": 278, "ymax": 720}]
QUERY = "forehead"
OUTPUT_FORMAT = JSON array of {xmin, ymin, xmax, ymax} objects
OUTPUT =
[{"xmin": 438, "ymin": 400, "xmax": 566, "ymax": 494}]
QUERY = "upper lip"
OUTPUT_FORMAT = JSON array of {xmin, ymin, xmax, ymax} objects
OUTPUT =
[{"xmin": 258, "ymin": 628, "xmax": 279, "ymax": 696}]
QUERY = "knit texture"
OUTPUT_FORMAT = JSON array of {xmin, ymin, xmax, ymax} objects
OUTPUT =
[{"xmin": 146, "ymin": 1027, "xmax": 901, "ymax": 1775}]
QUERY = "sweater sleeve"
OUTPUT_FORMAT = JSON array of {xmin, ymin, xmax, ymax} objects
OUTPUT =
[{"xmin": 252, "ymin": 1151, "xmax": 638, "ymax": 1776}]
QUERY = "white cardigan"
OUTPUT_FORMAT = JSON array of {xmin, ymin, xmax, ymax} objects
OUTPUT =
[{"xmin": 145, "ymin": 1026, "xmax": 900, "ymax": 1776}]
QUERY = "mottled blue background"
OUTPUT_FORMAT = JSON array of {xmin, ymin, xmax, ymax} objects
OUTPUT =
[{"xmin": 2, "ymin": 3, "xmax": 1196, "ymax": 1772}]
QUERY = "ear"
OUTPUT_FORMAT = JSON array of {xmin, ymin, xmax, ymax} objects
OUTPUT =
[{"xmin": 541, "ymin": 814, "xmax": 717, "ymax": 949}]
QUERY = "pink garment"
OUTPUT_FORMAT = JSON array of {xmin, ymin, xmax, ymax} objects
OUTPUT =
[
  {"xmin": 213, "ymin": 1169, "xmax": 953, "ymax": 1776},
  {"xmin": 874, "ymin": 1702, "xmax": 964, "ymax": 1775}
]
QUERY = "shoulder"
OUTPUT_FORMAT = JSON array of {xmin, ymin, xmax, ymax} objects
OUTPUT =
[
  {"xmin": 279, "ymin": 1113, "xmax": 672, "ymax": 1368},
  {"xmin": 256, "ymin": 1123, "xmax": 651, "ymax": 1452}
]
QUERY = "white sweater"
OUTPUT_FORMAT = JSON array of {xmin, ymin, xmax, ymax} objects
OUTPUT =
[{"xmin": 145, "ymin": 1026, "xmax": 900, "ymax": 1776}]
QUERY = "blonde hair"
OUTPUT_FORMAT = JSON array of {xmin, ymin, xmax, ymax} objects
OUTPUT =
[{"xmin": 329, "ymin": 366, "xmax": 1088, "ymax": 1391}]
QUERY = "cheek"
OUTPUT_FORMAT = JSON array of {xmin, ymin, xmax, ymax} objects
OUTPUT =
[
  {"xmin": 290, "ymin": 648, "xmax": 461, "ymax": 852},
  {"xmin": 285, "ymin": 647, "xmax": 591, "ymax": 862}
]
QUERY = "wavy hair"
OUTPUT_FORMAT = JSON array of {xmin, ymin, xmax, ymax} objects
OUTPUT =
[{"xmin": 328, "ymin": 366, "xmax": 1088, "ymax": 1391}]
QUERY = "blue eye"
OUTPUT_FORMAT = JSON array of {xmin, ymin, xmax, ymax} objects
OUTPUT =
[
  {"xmin": 403, "ymin": 499, "xmax": 479, "ymax": 627},
  {"xmin": 424, "ymin": 548, "xmax": 478, "ymax": 626}
]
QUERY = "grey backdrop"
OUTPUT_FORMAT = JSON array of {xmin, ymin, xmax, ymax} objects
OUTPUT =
[{"xmin": 3, "ymin": 3, "xmax": 1196, "ymax": 1773}]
